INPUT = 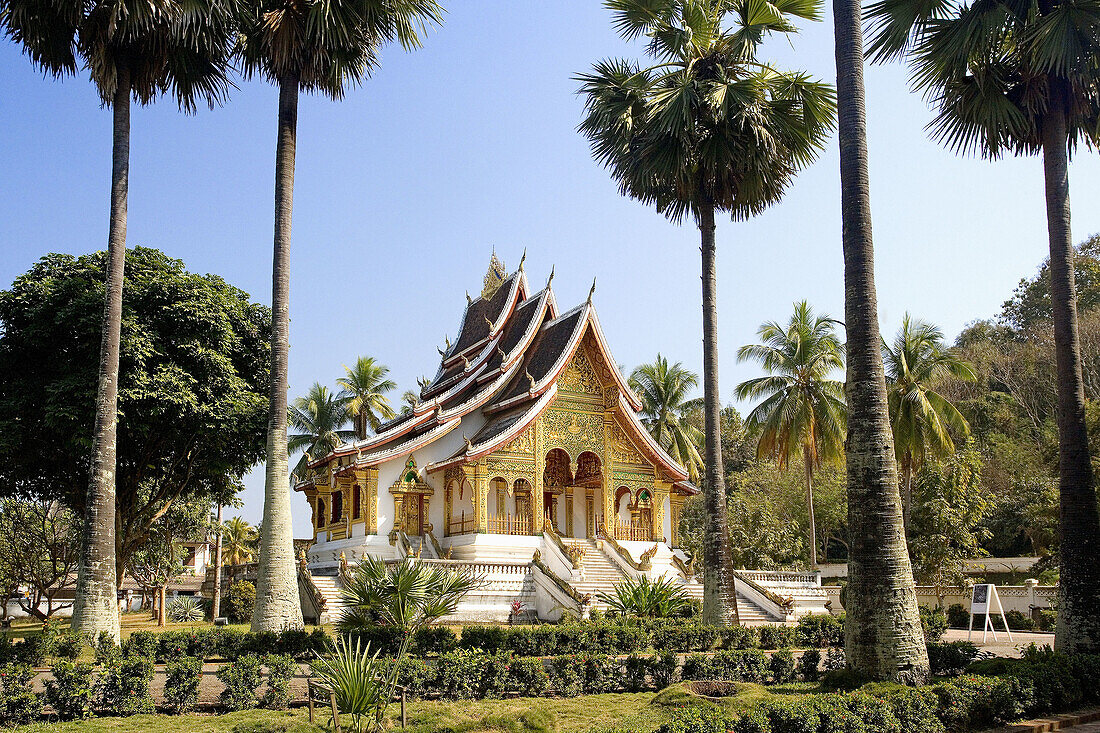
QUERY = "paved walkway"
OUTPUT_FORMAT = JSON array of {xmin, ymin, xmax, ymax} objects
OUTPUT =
[{"xmin": 941, "ymin": 628, "xmax": 1053, "ymax": 658}]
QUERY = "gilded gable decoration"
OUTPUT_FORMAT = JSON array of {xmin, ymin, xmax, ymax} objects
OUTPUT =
[
  {"xmin": 482, "ymin": 253, "xmax": 507, "ymax": 299},
  {"xmin": 611, "ymin": 422, "xmax": 647, "ymax": 466},
  {"xmin": 389, "ymin": 457, "xmax": 433, "ymax": 496},
  {"xmin": 542, "ymin": 409, "xmax": 603, "ymax": 459},
  {"xmin": 556, "ymin": 348, "xmax": 601, "ymax": 396}
]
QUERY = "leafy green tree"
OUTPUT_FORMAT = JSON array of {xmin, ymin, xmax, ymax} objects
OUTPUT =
[
  {"xmin": 2, "ymin": 0, "xmax": 237, "ymax": 645},
  {"xmin": 0, "ymin": 248, "xmax": 269, "ymax": 598},
  {"xmin": 338, "ymin": 356, "xmax": 397, "ymax": 440},
  {"xmin": 866, "ymin": 0, "xmax": 1100, "ymax": 654},
  {"xmin": 909, "ymin": 447, "xmax": 990, "ymax": 597},
  {"xmin": 222, "ymin": 517, "xmax": 259, "ymax": 566},
  {"xmin": 1002, "ymin": 236, "xmax": 1100, "ymax": 333},
  {"xmin": 578, "ymin": 0, "xmax": 835, "ymax": 626},
  {"xmin": 288, "ymin": 383, "xmax": 356, "ymax": 480},
  {"xmin": 0, "ymin": 499, "xmax": 80, "ymax": 619},
  {"xmin": 737, "ymin": 301, "xmax": 847, "ymax": 566},
  {"xmin": 629, "ymin": 355, "xmax": 705, "ymax": 483},
  {"xmin": 128, "ymin": 498, "xmax": 207, "ymax": 626},
  {"xmin": 884, "ymin": 315, "xmax": 975, "ymax": 530},
  {"xmin": 238, "ymin": 0, "xmax": 444, "ymax": 634}
]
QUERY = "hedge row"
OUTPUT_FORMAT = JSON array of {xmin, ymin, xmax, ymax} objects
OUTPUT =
[
  {"xmin": 123, "ymin": 628, "xmax": 329, "ymax": 662},
  {"xmin": 656, "ymin": 649, "xmax": 1100, "ymax": 733}
]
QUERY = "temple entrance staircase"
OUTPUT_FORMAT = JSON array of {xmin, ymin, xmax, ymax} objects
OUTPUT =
[
  {"xmin": 561, "ymin": 538, "xmax": 626, "ymax": 611},
  {"xmin": 302, "ymin": 570, "xmax": 347, "ymax": 625},
  {"xmin": 678, "ymin": 583, "xmax": 780, "ymax": 624}
]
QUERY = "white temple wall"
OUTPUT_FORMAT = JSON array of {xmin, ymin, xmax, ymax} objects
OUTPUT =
[{"xmin": 662, "ymin": 495, "xmax": 672, "ymax": 543}]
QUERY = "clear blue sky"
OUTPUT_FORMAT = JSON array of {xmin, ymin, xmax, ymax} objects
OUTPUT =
[{"xmin": 3, "ymin": 3, "xmax": 1099, "ymax": 537}]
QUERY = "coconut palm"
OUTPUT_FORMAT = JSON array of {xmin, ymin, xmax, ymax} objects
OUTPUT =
[
  {"xmin": 338, "ymin": 356, "xmax": 397, "ymax": 440},
  {"xmin": 736, "ymin": 302, "xmax": 847, "ymax": 567},
  {"xmin": 239, "ymin": 0, "xmax": 443, "ymax": 634},
  {"xmin": 2, "ymin": 0, "xmax": 236, "ymax": 644},
  {"xmin": 288, "ymin": 383, "xmax": 356, "ymax": 480},
  {"xmin": 578, "ymin": 0, "xmax": 836, "ymax": 625},
  {"xmin": 884, "ymin": 315, "xmax": 975, "ymax": 531},
  {"xmin": 222, "ymin": 517, "xmax": 258, "ymax": 566},
  {"xmin": 629, "ymin": 356, "xmax": 705, "ymax": 483},
  {"xmin": 865, "ymin": 0, "xmax": 1100, "ymax": 656}
]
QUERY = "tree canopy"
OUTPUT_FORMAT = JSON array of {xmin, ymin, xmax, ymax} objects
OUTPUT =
[{"xmin": 0, "ymin": 247, "xmax": 270, "ymax": 578}]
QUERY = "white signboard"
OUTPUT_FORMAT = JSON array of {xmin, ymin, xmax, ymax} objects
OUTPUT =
[{"xmin": 968, "ymin": 583, "xmax": 1012, "ymax": 643}]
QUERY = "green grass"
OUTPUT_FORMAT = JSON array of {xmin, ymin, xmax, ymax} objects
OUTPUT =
[{"xmin": 12, "ymin": 709, "xmax": 327, "ymax": 733}]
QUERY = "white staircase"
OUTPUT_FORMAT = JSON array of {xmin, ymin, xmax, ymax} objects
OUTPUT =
[
  {"xmin": 309, "ymin": 572, "xmax": 347, "ymax": 625},
  {"xmin": 561, "ymin": 539, "xmax": 627, "ymax": 610}
]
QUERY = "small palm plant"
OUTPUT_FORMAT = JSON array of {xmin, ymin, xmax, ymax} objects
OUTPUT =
[
  {"xmin": 332, "ymin": 557, "xmax": 481, "ymax": 727},
  {"xmin": 311, "ymin": 635, "xmax": 386, "ymax": 733},
  {"xmin": 597, "ymin": 575, "xmax": 692, "ymax": 619}
]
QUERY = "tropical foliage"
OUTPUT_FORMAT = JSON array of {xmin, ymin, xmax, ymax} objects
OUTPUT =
[
  {"xmin": 311, "ymin": 635, "xmax": 388, "ymax": 733},
  {"xmin": 288, "ymin": 383, "xmax": 355, "ymax": 480},
  {"xmin": 629, "ymin": 355, "xmax": 704, "ymax": 483},
  {"xmin": 338, "ymin": 356, "xmax": 397, "ymax": 440},
  {"xmin": 597, "ymin": 575, "xmax": 692, "ymax": 619},
  {"xmin": 221, "ymin": 517, "xmax": 259, "ymax": 566},
  {"xmin": 737, "ymin": 301, "xmax": 846, "ymax": 566},
  {"xmin": 884, "ymin": 315, "xmax": 975, "ymax": 528},
  {"xmin": 578, "ymin": 0, "xmax": 836, "ymax": 625}
]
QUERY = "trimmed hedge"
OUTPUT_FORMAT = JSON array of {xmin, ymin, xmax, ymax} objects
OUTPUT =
[{"xmin": 124, "ymin": 627, "xmax": 329, "ymax": 662}]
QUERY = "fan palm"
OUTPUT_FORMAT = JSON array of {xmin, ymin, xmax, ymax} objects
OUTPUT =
[
  {"xmin": 288, "ymin": 383, "xmax": 356, "ymax": 480},
  {"xmin": 239, "ymin": 0, "xmax": 443, "ymax": 634},
  {"xmin": 578, "ymin": 0, "xmax": 836, "ymax": 627},
  {"xmin": 736, "ymin": 301, "xmax": 847, "ymax": 567},
  {"xmin": 2, "ymin": 0, "xmax": 236, "ymax": 644},
  {"xmin": 629, "ymin": 356, "xmax": 705, "ymax": 483},
  {"xmin": 597, "ymin": 575, "xmax": 693, "ymax": 619},
  {"xmin": 865, "ymin": 0, "xmax": 1100, "ymax": 656},
  {"xmin": 222, "ymin": 517, "xmax": 258, "ymax": 566},
  {"xmin": 338, "ymin": 356, "xmax": 397, "ymax": 440},
  {"xmin": 884, "ymin": 315, "xmax": 975, "ymax": 531}
]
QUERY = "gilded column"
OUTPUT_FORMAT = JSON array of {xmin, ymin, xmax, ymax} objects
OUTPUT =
[
  {"xmin": 473, "ymin": 463, "xmax": 489, "ymax": 533},
  {"xmin": 653, "ymin": 479, "xmax": 671, "ymax": 543},
  {"xmin": 602, "ymin": 416, "xmax": 615, "ymax": 538},
  {"xmin": 363, "ymin": 467, "xmax": 379, "ymax": 534},
  {"xmin": 533, "ymin": 421, "xmax": 545, "ymax": 532},
  {"xmin": 564, "ymin": 487, "xmax": 574, "ymax": 537}
]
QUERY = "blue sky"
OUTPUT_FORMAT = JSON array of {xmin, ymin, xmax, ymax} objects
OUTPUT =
[{"xmin": 3, "ymin": 3, "xmax": 1099, "ymax": 536}]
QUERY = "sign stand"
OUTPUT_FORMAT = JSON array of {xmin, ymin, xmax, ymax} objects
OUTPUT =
[{"xmin": 968, "ymin": 583, "xmax": 1013, "ymax": 643}]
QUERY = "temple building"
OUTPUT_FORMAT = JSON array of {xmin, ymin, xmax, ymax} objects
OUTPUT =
[{"xmin": 294, "ymin": 255, "xmax": 828, "ymax": 623}]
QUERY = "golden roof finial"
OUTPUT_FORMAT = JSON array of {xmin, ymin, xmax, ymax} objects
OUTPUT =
[
  {"xmin": 485, "ymin": 315, "xmax": 495, "ymax": 331},
  {"xmin": 547, "ymin": 265, "xmax": 555, "ymax": 288},
  {"xmin": 482, "ymin": 252, "xmax": 507, "ymax": 299},
  {"xmin": 518, "ymin": 248, "xmax": 527, "ymax": 271},
  {"xmin": 463, "ymin": 433, "xmax": 473, "ymax": 451},
  {"xmin": 526, "ymin": 369, "xmax": 536, "ymax": 390},
  {"xmin": 437, "ymin": 346, "xmax": 446, "ymax": 356},
  {"xmin": 587, "ymin": 277, "xmax": 596, "ymax": 305},
  {"xmin": 461, "ymin": 354, "xmax": 471, "ymax": 370},
  {"xmin": 466, "ymin": 291, "xmax": 472, "ymax": 305}
]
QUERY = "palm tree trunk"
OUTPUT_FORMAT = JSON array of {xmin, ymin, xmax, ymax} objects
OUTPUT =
[
  {"xmin": 1042, "ymin": 83, "xmax": 1100, "ymax": 654},
  {"xmin": 804, "ymin": 444, "xmax": 817, "ymax": 567},
  {"xmin": 212, "ymin": 504, "xmax": 224, "ymax": 619},
  {"xmin": 901, "ymin": 453, "xmax": 913, "ymax": 535},
  {"xmin": 832, "ymin": 2, "xmax": 929, "ymax": 683},
  {"xmin": 698, "ymin": 203, "xmax": 739, "ymax": 626},
  {"xmin": 253, "ymin": 73, "xmax": 305, "ymax": 632},
  {"xmin": 72, "ymin": 68, "xmax": 131, "ymax": 646}
]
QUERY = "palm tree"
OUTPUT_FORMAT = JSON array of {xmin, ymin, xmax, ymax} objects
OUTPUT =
[
  {"xmin": 578, "ymin": 0, "xmax": 836, "ymax": 625},
  {"xmin": 400, "ymin": 390, "xmax": 418, "ymax": 415},
  {"xmin": 238, "ymin": 0, "xmax": 442, "ymax": 632},
  {"xmin": 736, "ymin": 302, "xmax": 847, "ymax": 567},
  {"xmin": 288, "ymin": 383, "xmax": 356, "ymax": 479},
  {"xmin": 865, "ymin": 0, "xmax": 1100, "ymax": 656},
  {"xmin": 831, "ymin": 0, "xmax": 930, "ymax": 681},
  {"xmin": 338, "ymin": 356, "xmax": 397, "ymax": 440},
  {"xmin": 222, "ymin": 517, "xmax": 258, "ymax": 566},
  {"xmin": 884, "ymin": 315, "xmax": 975, "ymax": 531},
  {"xmin": 2, "ymin": 0, "xmax": 236, "ymax": 644},
  {"xmin": 629, "ymin": 356, "xmax": 705, "ymax": 483}
]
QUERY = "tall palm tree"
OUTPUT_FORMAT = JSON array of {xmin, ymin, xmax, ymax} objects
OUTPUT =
[
  {"xmin": 2, "ymin": 0, "xmax": 236, "ymax": 644},
  {"xmin": 578, "ymin": 0, "xmax": 836, "ymax": 625},
  {"xmin": 629, "ymin": 356, "xmax": 705, "ymax": 483},
  {"xmin": 884, "ymin": 315, "xmax": 975, "ymax": 531},
  {"xmin": 238, "ymin": 0, "xmax": 443, "ymax": 632},
  {"xmin": 736, "ymin": 301, "xmax": 847, "ymax": 567},
  {"xmin": 288, "ymin": 383, "xmax": 356, "ymax": 479},
  {"xmin": 222, "ymin": 517, "xmax": 258, "ymax": 566},
  {"xmin": 338, "ymin": 356, "xmax": 397, "ymax": 440},
  {"xmin": 865, "ymin": 0, "xmax": 1100, "ymax": 656},
  {"xmin": 831, "ymin": 0, "xmax": 930, "ymax": 681}
]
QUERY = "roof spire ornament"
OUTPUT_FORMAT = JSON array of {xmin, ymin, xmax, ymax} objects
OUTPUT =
[
  {"xmin": 463, "ymin": 433, "xmax": 473, "ymax": 451},
  {"xmin": 466, "ymin": 291, "xmax": 472, "ymax": 305},
  {"xmin": 547, "ymin": 265, "xmax": 555, "ymax": 288},
  {"xmin": 526, "ymin": 369, "xmax": 537, "ymax": 391},
  {"xmin": 482, "ymin": 252, "xmax": 507, "ymax": 299},
  {"xmin": 587, "ymin": 277, "xmax": 596, "ymax": 305},
  {"xmin": 518, "ymin": 248, "xmax": 527, "ymax": 272}
]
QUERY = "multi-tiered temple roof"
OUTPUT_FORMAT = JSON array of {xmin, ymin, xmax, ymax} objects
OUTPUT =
[{"xmin": 301, "ymin": 255, "xmax": 695, "ymax": 494}]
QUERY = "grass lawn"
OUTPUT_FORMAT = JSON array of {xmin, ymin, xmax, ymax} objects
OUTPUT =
[{"xmin": 11, "ymin": 685, "xmax": 831, "ymax": 733}]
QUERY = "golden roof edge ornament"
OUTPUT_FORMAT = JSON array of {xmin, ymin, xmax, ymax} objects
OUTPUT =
[
  {"xmin": 587, "ymin": 277, "xmax": 596, "ymax": 305},
  {"xmin": 547, "ymin": 265, "xmax": 555, "ymax": 287},
  {"xmin": 526, "ymin": 369, "xmax": 536, "ymax": 391},
  {"xmin": 466, "ymin": 290, "xmax": 472, "ymax": 304},
  {"xmin": 485, "ymin": 315, "xmax": 495, "ymax": 331},
  {"xmin": 518, "ymin": 248, "xmax": 527, "ymax": 271},
  {"xmin": 463, "ymin": 433, "xmax": 474, "ymax": 451},
  {"xmin": 482, "ymin": 252, "xmax": 507, "ymax": 299}
]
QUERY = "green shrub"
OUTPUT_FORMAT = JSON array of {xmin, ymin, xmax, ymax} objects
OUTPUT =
[
  {"xmin": 434, "ymin": 650, "xmax": 485, "ymax": 699},
  {"xmin": 927, "ymin": 641, "xmax": 979, "ymax": 676},
  {"xmin": 123, "ymin": 630, "xmax": 158, "ymax": 660},
  {"xmin": 167, "ymin": 595, "xmax": 206, "ymax": 622},
  {"xmin": 624, "ymin": 654, "xmax": 649, "ymax": 692},
  {"xmin": 225, "ymin": 581, "xmax": 255, "ymax": 624},
  {"xmin": 97, "ymin": 655, "xmax": 154, "ymax": 716},
  {"xmin": 478, "ymin": 652, "xmax": 512, "ymax": 698},
  {"xmin": 879, "ymin": 686, "xmax": 942, "ymax": 733},
  {"xmin": 919, "ymin": 606, "xmax": 948, "ymax": 643},
  {"xmin": 53, "ymin": 632, "xmax": 83, "ymax": 662},
  {"xmin": 652, "ymin": 624, "xmax": 719, "ymax": 652},
  {"xmin": 459, "ymin": 625, "xmax": 507, "ymax": 654},
  {"xmin": 548, "ymin": 655, "xmax": 584, "ymax": 697},
  {"xmin": 796, "ymin": 614, "xmax": 843, "ymax": 648},
  {"xmin": 414, "ymin": 626, "xmax": 457, "ymax": 655},
  {"xmin": 821, "ymin": 668, "xmax": 868, "ymax": 692},
  {"xmin": 43, "ymin": 660, "xmax": 94, "ymax": 721},
  {"xmin": 719, "ymin": 625, "xmax": 759, "ymax": 650},
  {"xmin": 1036, "ymin": 609, "xmax": 1056, "ymax": 632},
  {"xmin": 1005, "ymin": 609, "xmax": 1034, "ymax": 631},
  {"xmin": 508, "ymin": 656, "xmax": 550, "ymax": 697},
  {"xmin": 262, "ymin": 654, "xmax": 297, "ymax": 710},
  {"xmin": 0, "ymin": 663, "xmax": 42, "ymax": 726},
  {"xmin": 578, "ymin": 652, "xmax": 619, "ymax": 693},
  {"xmin": 657, "ymin": 705, "xmax": 729, "ymax": 733},
  {"xmin": 217, "ymin": 653, "xmax": 262, "ymax": 711},
  {"xmin": 796, "ymin": 649, "xmax": 820, "ymax": 681},
  {"xmin": 770, "ymin": 649, "xmax": 796, "ymax": 683},
  {"xmin": 932, "ymin": 674, "xmax": 1019, "ymax": 731},
  {"xmin": 945, "ymin": 603, "xmax": 969, "ymax": 629},
  {"xmin": 758, "ymin": 625, "xmax": 795, "ymax": 649},
  {"xmin": 164, "ymin": 656, "xmax": 203, "ymax": 714},
  {"xmin": 822, "ymin": 646, "xmax": 846, "ymax": 671},
  {"xmin": 650, "ymin": 651, "xmax": 679, "ymax": 689}
]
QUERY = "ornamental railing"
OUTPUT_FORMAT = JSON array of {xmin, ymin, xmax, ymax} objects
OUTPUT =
[
  {"xmin": 738, "ymin": 570, "xmax": 820, "ymax": 586},
  {"xmin": 488, "ymin": 514, "xmax": 531, "ymax": 535},
  {"xmin": 448, "ymin": 512, "xmax": 476, "ymax": 536},
  {"xmin": 614, "ymin": 520, "xmax": 653, "ymax": 542}
]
